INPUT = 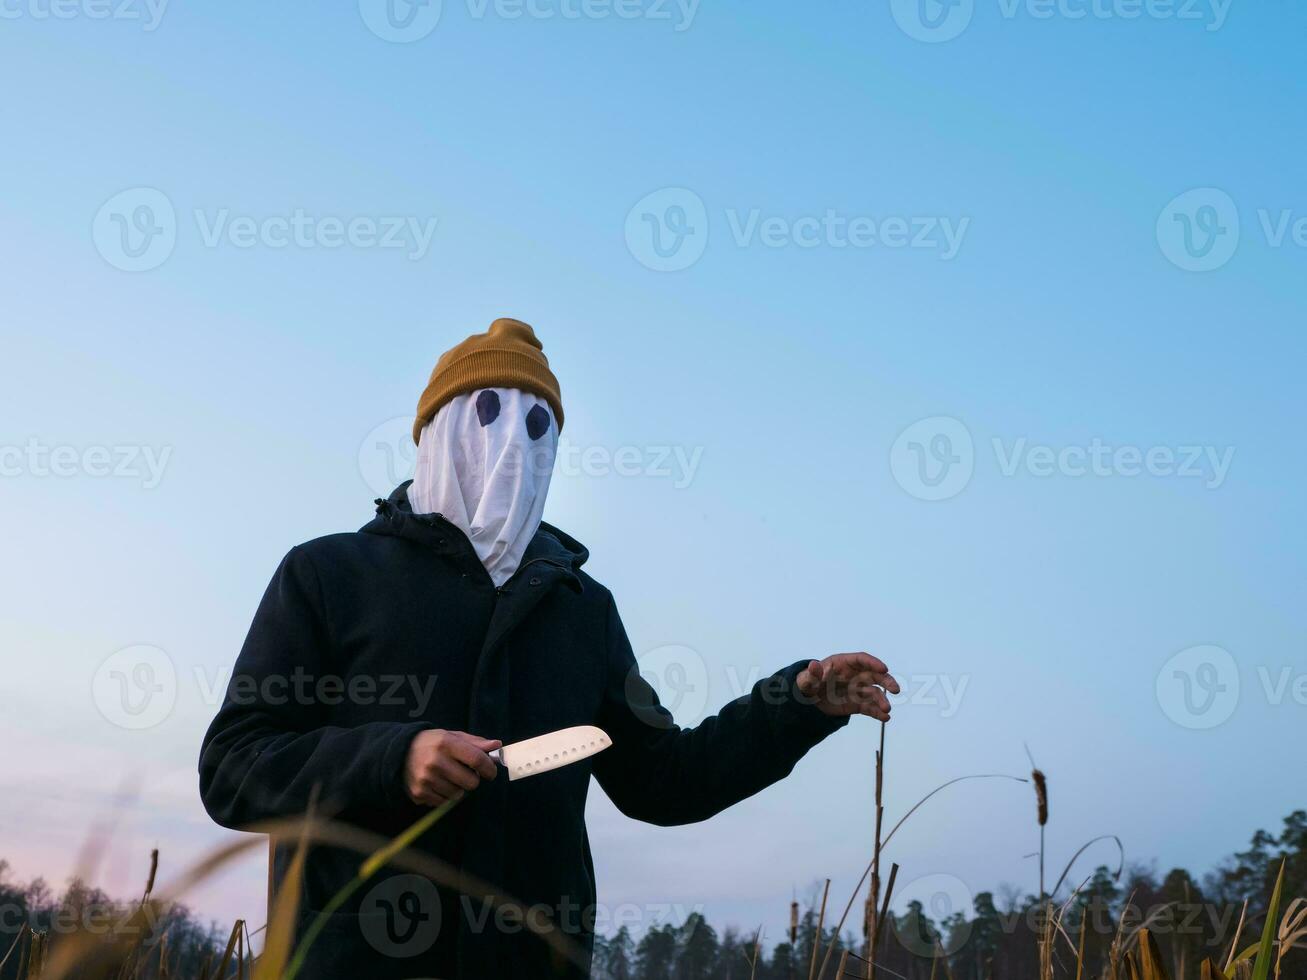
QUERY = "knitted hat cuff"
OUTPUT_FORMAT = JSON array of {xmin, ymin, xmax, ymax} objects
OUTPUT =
[{"xmin": 413, "ymin": 322, "xmax": 564, "ymax": 443}]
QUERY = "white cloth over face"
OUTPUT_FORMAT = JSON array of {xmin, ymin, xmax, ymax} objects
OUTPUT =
[{"xmin": 407, "ymin": 387, "xmax": 558, "ymax": 587}]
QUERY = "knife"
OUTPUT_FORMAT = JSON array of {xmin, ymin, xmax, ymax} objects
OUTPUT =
[{"xmin": 489, "ymin": 725, "xmax": 611, "ymax": 781}]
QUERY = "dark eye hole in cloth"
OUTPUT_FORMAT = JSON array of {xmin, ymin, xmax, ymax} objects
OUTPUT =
[
  {"xmin": 476, "ymin": 389, "xmax": 501, "ymax": 427},
  {"xmin": 525, "ymin": 404, "xmax": 550, "ymax": 441}
]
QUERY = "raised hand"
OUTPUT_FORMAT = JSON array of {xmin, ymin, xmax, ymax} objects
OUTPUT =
[{"xmin": 796, "ymin": 652, "xmax": 901, "ymax": 721}]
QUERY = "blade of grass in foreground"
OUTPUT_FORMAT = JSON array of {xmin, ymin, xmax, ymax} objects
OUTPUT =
[
  {"xmin": 1249, "ymin": 858, "xmax": 1285, "ymax": 980},
  {"xmin": 282, "ymin": 796, "xmax": 461, "ymax": 980},
  {"xmin": 0, "ymin": 923, "xmax": 26, "ymax": 974},
  {"xmin": 255, "ymin": 807, "xmax": 313, "ymax": 980}
]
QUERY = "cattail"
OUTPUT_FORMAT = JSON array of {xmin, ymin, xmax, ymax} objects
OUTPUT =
[
  {"xmin": 144, "ymin": 847, "xmax": 160, "ymax": 898},
  {"xmin": 1025, "ymin": 743, "xmax": 1049, "ymax": 901}
]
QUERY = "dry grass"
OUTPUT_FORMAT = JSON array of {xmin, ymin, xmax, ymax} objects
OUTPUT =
[{"xmin": 7, "ymin": 731, "xmax": 1303, "ymax": 980}]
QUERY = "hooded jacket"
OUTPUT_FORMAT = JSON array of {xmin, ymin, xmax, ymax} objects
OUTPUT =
[{"xmin": 198, "ymin": 484, "xmax": 847, "ymax": 978}]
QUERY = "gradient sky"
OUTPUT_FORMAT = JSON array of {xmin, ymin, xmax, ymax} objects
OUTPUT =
[{"xmin": 2, "ymin": 0, "xmax": 1305, "ymax": 950}]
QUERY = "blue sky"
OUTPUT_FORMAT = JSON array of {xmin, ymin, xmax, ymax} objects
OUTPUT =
[{"xmin": 2, "ymin": 0, "xmax": 1305, "ymax": 947}]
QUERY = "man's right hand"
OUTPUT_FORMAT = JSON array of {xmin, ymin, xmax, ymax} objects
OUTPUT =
[{"xmin": 404, "ymin": 729, "xmax": 502, "ymax": 807}]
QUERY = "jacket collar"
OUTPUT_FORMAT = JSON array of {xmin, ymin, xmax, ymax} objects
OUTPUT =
[{"xmin": 362, "ymin": 482, "xmax": 587, "ymax": 593}]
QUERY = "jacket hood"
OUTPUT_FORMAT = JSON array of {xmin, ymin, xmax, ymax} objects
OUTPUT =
[{"xmin": 362, "ymin": 482, "xmax": 589, "ymax": 586}]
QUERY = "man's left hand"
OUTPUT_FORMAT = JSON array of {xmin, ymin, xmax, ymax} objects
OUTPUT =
[{"xmin": 796, "ymin": 652, "xmax": 901, "ymax": 721}]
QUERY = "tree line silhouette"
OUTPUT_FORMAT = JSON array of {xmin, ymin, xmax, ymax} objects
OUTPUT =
[{"xmin": 592, "ymin": 809, "xmax": 1306, "ymax": 979}]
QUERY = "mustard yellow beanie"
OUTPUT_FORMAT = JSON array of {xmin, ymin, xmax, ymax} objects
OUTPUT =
[{"xmin": 413, "ymin": 318, "xmax": 564, "ymax": 444}]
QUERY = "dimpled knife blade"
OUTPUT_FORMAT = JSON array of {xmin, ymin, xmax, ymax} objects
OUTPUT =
[{"xmin": 491, "ymin": 726, "xmax": 611, "ymax": 781}]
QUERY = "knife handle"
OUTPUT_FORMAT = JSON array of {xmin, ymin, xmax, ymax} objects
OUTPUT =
[{"xmin": 489, "ymin": 748, "xmax": 504, "ymax": 766}]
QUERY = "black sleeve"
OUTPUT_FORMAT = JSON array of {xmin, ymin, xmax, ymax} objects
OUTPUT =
[
  {"xmin": 198, "ymin": 547, "xmax": 427, "ymax": 829},
  {"xmin": 591, "ymin": 593, "xmax": 847, "ymax": 827}
]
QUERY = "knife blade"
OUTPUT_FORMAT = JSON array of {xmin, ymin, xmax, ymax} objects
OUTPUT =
[{"xmin": 490, "ymin": 725, "xmax": 611, "ymax": 781}]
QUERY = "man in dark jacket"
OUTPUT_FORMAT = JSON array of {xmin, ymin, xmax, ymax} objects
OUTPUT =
[{"xmin": 199, "ymin": 318, "xmax": 899, "ymax": 978}]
